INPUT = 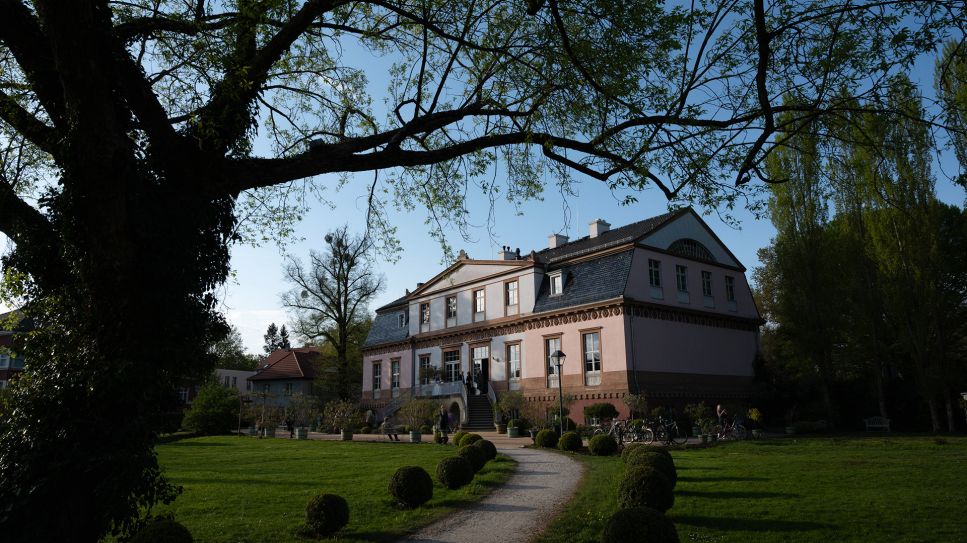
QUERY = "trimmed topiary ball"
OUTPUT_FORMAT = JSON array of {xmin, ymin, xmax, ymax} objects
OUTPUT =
[
  {"xmin": 589, "ymin": 434, "xmax": 619, "ymax": 456},
  {"xmin": 458, "ymin": 444, "xmax": 488, "ymax": 472},
  {"xmin": 625, "ymin": 449, "xmax": 677, "ymax": 487},
  {"xmin": 304, "ymin": 493, "xmax": 350, "ymax": 537},
  {"xmin": 622, "ymin": 443, "xmax": 673, "ymax": 462},
  {"xmin": 131, "ymin": 518, "xmax": 193, "ymax": 543},
  {"xmin": 473, "ymin": 439, "xmax": 498, "ymax": 460},
  {"xmin": 557, "ymin": 431, "xmax": 582, "ymax": 452},
  {"xmin": 452, "ymin": 430, "xmax": 469, "ymax": 446},
  {"xmin": 535, "ymin": 429, "xmax": 558, "ymax": 448},
  {"xmin": 617, "ymin": 466, "xmax": 674, "ymax": 512},
  {"xmin": 436, "ymin": 456, "xmax": 474, "ymax": 489},
  {"xmin": 420, "ymin": 425, "xmax": 431, "ymax": 434},
  {"xmin": 601, "ymin": 506, "xmax": 680, "ymax": 543},
  {"xmin": 388, "ymin": 466, "xmax": 433, "ymax": 508},
  {"xmin": 459, "ymin": 432, "xmax": 483, "ymax": 447}
]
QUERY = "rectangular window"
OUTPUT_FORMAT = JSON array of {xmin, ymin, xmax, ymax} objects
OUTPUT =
[
  {"xmin": 372, "ymin": 363, "xmax": 381, "ymax": 390},
  {"xmin": 583, "ymin": 332, "xmax": 601, "ymax": 373},
  {"xmin": 284, "ymin": 383, "xmax": 293, "ymax": 396},
  {"xmin": 398, "ymin": 312, "xmax": 407, "ymax": 328},
  {"xmin": 506, "ymin": 281, "xmax": 519, "ymax": 306},
  {"xmin": 474, "ymin": 289, "xmax": 485, "ymax": 314},
  {"xmin": 420, "ymin": 302, "xmax": 430, "ymax": 324},
  {"xmin": 420, "ymin": 354, "xmax": 432, "ymax": 385},
  {"xmin": 702, "ymin": 271, "xmax": 713, "ymax": 297},
  {"xmin": 178, "ymin": 386, "xmax": 189, "ymax": 404},
  {"xmin": 0, "ymin": 353, "xmax": 9, "ymax": 369},
  {"xmin": 263, "ymin": 383, "xmax": 270, "ymax": 394},
  {"xmin": 391, "ymin": 359, "xmax": 400, "ymax": 389},
  {"xmin": 550, "ymin": 273, "xmax": 563, "ymax": 295},
  {"xmin": 725, "ymin": 276, "xmax": 736, "ymax": 301},
  {"xmin": 446, "ymin": 296, "xmax": 457, "ymax": 319},
  {"xmin": 246, "ymin": 380, "xmax": 252, "ymax": 391},
  {"xmin": 223, "ymin": 375, "xmax": 230, "ymax": 387},
  {"xmin": 11, "ymin": 356, "xmax": 23, "ymax": 369},
  {"xmin": 472, "ymin": 345, "xmax": 489, "ymax": 384},
  {"xmin": 444, "ymin": 350, "xmax": 460, "ymax": 382},
  {"xmin": 507, "ymin": 344, "xmax": 521, "ymax": 380},
  {"xmin": 648, "ymin": 259, "xmax": 662, "ymax": 287},
  {"xmin": 676, "ymin": 265, "xmax": 688, "ymax": 292},
  {"xmin": 232, "ymin": 376, "xmax": 237, "ymax": 388},
  {"xmin": 545, "ymin": 336, "xmax": 562, "ymax": 388}
]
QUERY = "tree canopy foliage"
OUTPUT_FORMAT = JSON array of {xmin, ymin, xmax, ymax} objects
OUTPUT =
[{"xmin": 0, "ymin": 1, "xmax": 965, "ymax": 541}]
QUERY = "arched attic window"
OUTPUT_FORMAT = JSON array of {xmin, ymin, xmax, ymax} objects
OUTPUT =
[{"xmin": 669, "ymin": 238, "xmax": 715, "ymax": 262}]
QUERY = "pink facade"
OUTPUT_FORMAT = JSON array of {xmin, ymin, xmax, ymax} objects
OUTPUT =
[{"xmin": 361, "ymin": 209, "xmax": 760, "ymax": 424}]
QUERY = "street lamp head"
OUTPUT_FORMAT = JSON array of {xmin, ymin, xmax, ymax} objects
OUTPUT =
[{"xmin": 550, "ymin": 350, "xmax": 567, "ymax": 366}]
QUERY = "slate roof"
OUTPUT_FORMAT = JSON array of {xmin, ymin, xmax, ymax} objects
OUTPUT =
[
  {"xmin": 249, "ymin": 348, "xmax": 320, "ymax": 381},
  {"xmin": 363, "ymin": 309, "xmax": 410, "ymax": 348},
  {"xmin": 537, "ymin": 210, "xmax": 680, "ymax": 263},
  {"xmin": 533, "ymin": 250, "xmax": 634, "ymax": 313},
  {"xmin": 375, "ymin": 294, "xmax": 409, "ymax": 312}
]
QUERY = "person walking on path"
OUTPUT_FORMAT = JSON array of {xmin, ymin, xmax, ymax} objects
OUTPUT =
[
  {"xmin": 438, "ymin": 407, "xmax": 450, "ymax": 444},
  {"xmin": 381, "ymin": 416, "xmax": 399, "ymax": 441},
  {"xmin": 404, "ymin": 440, "xmax": 583, "ymax": 543}
]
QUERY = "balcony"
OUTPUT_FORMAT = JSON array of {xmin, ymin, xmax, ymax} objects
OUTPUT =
[{"xmin": 415, "ymin": 380, "xmax": 464, "ymax": 398}]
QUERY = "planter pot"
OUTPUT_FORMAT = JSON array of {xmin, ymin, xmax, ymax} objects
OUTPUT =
[
  {"xmin": 340, "ymin": 429, "xmax": 353, "ymax": 441},
  {"xmin": 496, "ymin": 423, "xmax": 507, "ymax": 434},
  {"xmin": 700, "ymin": 434, "xmax": 709, "ymax": 444},
  {"xmin": 409, "ymin": 431, "xmax": 421, "ymax": 443},
  {"xmin": 296, "ymin": 427, "xmax": 308, "ymax": 440},
  {"xmin": 692, "ymin": 426, "xmax": 701, "ymax": 437},
  {"xmin": 507, "ymin": 427, "xmax": 520, "ymax": 438},
  {"xmin": 785, "ymin": 426, "xmax": 796, "ymax": 435}
]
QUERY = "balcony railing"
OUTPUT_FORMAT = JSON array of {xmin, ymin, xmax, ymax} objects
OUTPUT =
[{"xmin": 414, "ymin": 380, "xmax": 464, "ymax": 398}]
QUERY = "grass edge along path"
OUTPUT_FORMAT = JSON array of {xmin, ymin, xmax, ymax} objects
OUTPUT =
[
  {"xmin": 533, "ymin": 435, "xmax": 967, "ymax": 543},
  {"xmin": 153, "ymin": 435, "xmax": 517, "ymax": 543}
]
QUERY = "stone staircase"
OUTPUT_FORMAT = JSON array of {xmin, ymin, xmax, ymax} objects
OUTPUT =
[{"xmin": 463, "ymin": 393, "xmax": 494, "ymax": 431}]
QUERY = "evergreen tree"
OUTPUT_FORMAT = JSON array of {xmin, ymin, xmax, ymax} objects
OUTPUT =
[{"xmin": 263, "ymin": 323, "xmax": 281, "ymax": 355}]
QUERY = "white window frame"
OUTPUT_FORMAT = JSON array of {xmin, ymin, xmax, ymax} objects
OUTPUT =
[
  {"xmin": 0, "ymin": 353, "xmax": 9, "ymax": 369},
  {"xmin": 507, "ymin": 343, "xmax": 521, "ymax": 380},
  {"xmin": 549, "ymin": 272, "xmax": 563, "ymax": 295},
  {"xmin": 648, "ymin": 259, "xmax": 662, "ymax": 287},
  {"xmin": 398, "ymin": 312, "xmax": 407, "ymax": 328},
  {"xmin": 506, "ymin": 281, "xmax": 519, "ymax": 306},
  {"xmin": 474, "ymin": 289, "xmax": 485, "ymax": 314},
  {"xmin": 372, "ymin": 362, "xmax": 382, "ymax": 390},
  {"xmin": 545, "ymin": 336, "xmax": 562, "ymax": 388},
  {"xmin": 582, "ymin": 331, "xmax": 601, "ymax": 386},
  {"xmin": 446, "ymin": 296, "xmax": 457, "ymax": 319},
  {"xmin": 420, "ymin": 355, "xmax": 432, "ymax": 385},
  {"xmin": 444, "ymin": 350, "xmax": 460, "ymax": 382},
  {"xmin": 391, "ymin": 359, "xmax": 401, "ymax": 389},
  {"xmin": 725, "ymin": 276, "xmax": 736, "ymax": 301},
  {"xmin": 420, "ymin": 302, "xmax": 430, "ymax": 324},
  {"xmin": 676, "ymin": 265, "xmax": 688, "ymax": 292}
]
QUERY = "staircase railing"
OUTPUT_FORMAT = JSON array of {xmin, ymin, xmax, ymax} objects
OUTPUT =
[
  {"xmin": 459, "ymin": 380, "xmax": 468, "ymax": 426},
  {"xmin": 379, "ymin": 390, "xmax": 409, "ymax": 419},
  {"xmin": 486, "ymin": 382, "xmax": 497, "ymax": 425}
]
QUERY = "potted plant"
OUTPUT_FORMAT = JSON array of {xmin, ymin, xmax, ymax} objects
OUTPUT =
[
  {"xmin": 505, "ymin": 419, "xmax": 518, "ymax": 438},
  {"xmin": 699, "ymin": 416, "xmax": 715, "ymax": 443},
  {"xmin": 494, "ymin": 406, "xmax": 507, "ymax": 434},
  {"xmin": 748, "ymin": 407, "xmax": 763, "ymax": 438},
  {"xmin": 323, "ymin": 400, "xmax": 361, "ymax": 441},
  {"xmin": 397, "ymin": 397, "xmax": 437, "ymax": 443},
  {"xmin": 684, "ymin": 402, "xmax": 711, "ymax": 438}
]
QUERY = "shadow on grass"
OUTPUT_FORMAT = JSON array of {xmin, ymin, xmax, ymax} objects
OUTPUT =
[
  {"xmin": 176, "ymin": 477, "xmax": 322, "ymax": 487},
  {"xmin": 677, "ymin": 476, "xmax": 769, "ymax": 483},
  {"xmin": 673, "ymin": 515, "xmax": 833, "ymax": 533},
  {"xmin": 166, "ymin": 440, "xmax": 228, "ymax": 447},
  {"xmin": 676, "ymin": 490, "xmax": 798, "ymax": 499}
]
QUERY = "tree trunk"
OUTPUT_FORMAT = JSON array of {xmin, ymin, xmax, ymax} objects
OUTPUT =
[
  {"xmin": 928, "ymin": 397, "xmax": 942, "ymax": 433},
  {"xmin": 944, "ymin": 392, "xmax": 956, "ymax": 433},
  {"xmin": 875, "ymin": 369, "xmax": 889, "ymax": 420}
]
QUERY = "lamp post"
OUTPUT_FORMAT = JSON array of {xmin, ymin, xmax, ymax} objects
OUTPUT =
[{"xmin": 550, "ymin": 350, "xmax": 566, "ymax": 435}]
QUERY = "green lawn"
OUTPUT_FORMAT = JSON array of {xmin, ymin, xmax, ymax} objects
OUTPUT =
[
  {"xmin": 537, "ymin": 436, "xmax": 967, "ymax": 543},
  {"xmin": 154, "ymin": 436, "xmax": 515, "ymax": 542}
]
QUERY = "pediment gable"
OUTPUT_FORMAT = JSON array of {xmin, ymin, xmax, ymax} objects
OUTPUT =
[
  {"xmin": 415, "ymin": 260, "xmax": 531, "ymax": 296},
  {"xmin": 638, "ymin": 210, "xmax": 743, "ymax": 269}
]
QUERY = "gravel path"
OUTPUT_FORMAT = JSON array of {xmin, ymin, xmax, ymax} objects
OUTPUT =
[{"xmin": 402, "ymin": 444, "xmax": 584, "ymax": 543}]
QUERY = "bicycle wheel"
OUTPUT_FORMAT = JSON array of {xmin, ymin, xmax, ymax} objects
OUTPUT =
[
  {"xmin": 641, "ymin": 427, "xmax": 655, "ymax": 444},
  {"xmin": 733, "ymin": 424, "xmax": 748, "ymax": 440},
  {"xmin": 670, "ymin": 424, "xmax": 688, "ymax": 445},
  {"xmin": 592, "ymin": 428, "xmax": 605, "ymax": 437}
]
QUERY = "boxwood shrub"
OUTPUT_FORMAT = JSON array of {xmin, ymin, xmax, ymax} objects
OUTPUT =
[
  {"xmin": 388, "ymin": 466, "xmax": 433, "ymax": 508},
  {"xmin": 601, "ymin": 506, "xmax": 680, "ymax": 543},
  {"xmin": 452, "ymin": 430, "xmax": 469, "ymax": 446},
  {"xmin": 436, "ymin": 456, "xmax": 474, "ymax": 489},
  {"xmin": 535, "ymin": 429, "xmax": 558, "ymax": 448},
  {"xmin": 588, "ymin": 434, "xmax": 619, "ymax": 456},
  {"xmin": 557, "ymin": 431, "xmax": 582, "ymax": 452},
  {"xmin": 459, "ymin": 432, "xmax": 483, "ymax": 447},
  {"xmin": 304, "ymin": 493, "xmax": 350, "ymax": 537},
  {"xmin": 617, "ymin": 466, "xmax": 674, "ymax": 512},
  {"xmin": 130, "ymin": 518, "xmax": 193, "ymax": 543},
  {"xmin": 473, "ymin": 439, "xmax": 498, "ymax": 460},
  {"xmin": 458, "ymin": 444, "xmax": 487, "ymax": 472},
  {"xmin": 625, "ymin": 449, "xmax": 677, "ymax": 487}
]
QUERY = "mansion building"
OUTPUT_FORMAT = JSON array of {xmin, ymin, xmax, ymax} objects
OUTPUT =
[{"xmin": 361, "ymin": 209, "xmax": 760, "ymax": 426}]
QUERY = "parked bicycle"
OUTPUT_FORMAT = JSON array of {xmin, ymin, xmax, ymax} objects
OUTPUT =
[
  {"xmin": 592, "ymin": 418, "xmax": 628, "ymax": 443},
  {"xmin": 713, "ymin": 417, "xmax": 748, "ymax": 440},
  {"xmin": 643, "ymin": 416, "xmax": 687, "ymax": 446}
]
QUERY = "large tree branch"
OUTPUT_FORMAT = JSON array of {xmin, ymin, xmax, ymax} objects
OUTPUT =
[
  {"xmin": 0, "ymin": 89, "xmax": 59, "ymax": 156},
  {"xmin": 195, "ymin": 0, "xmax": 340, "ymax": 152},
  {"xmin": 0, "ymin": 0, "xmax": 66, "ymax": 127}
]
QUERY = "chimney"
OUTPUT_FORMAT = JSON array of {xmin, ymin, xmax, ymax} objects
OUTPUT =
[
  {"xmin": 589, "ymin": 219, "xmax": 611, "ymax": 238},
  {"xmin": 497, "ymin": 245, "xmax": 518, "ymax": 260},
  {"xmin": 548, "ymin": 233, "xmax": 569, "ymax": 248}
]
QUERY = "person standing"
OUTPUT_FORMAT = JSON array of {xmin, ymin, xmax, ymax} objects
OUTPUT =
[{"xmin": 438, "ymin": 407, "xmax": 450, "ymax": 444}]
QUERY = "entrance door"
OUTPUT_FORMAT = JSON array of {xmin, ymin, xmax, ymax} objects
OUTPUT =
[{"xmin": 472, "ymin": 345, "xmax": 489, "ymax": 394}]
